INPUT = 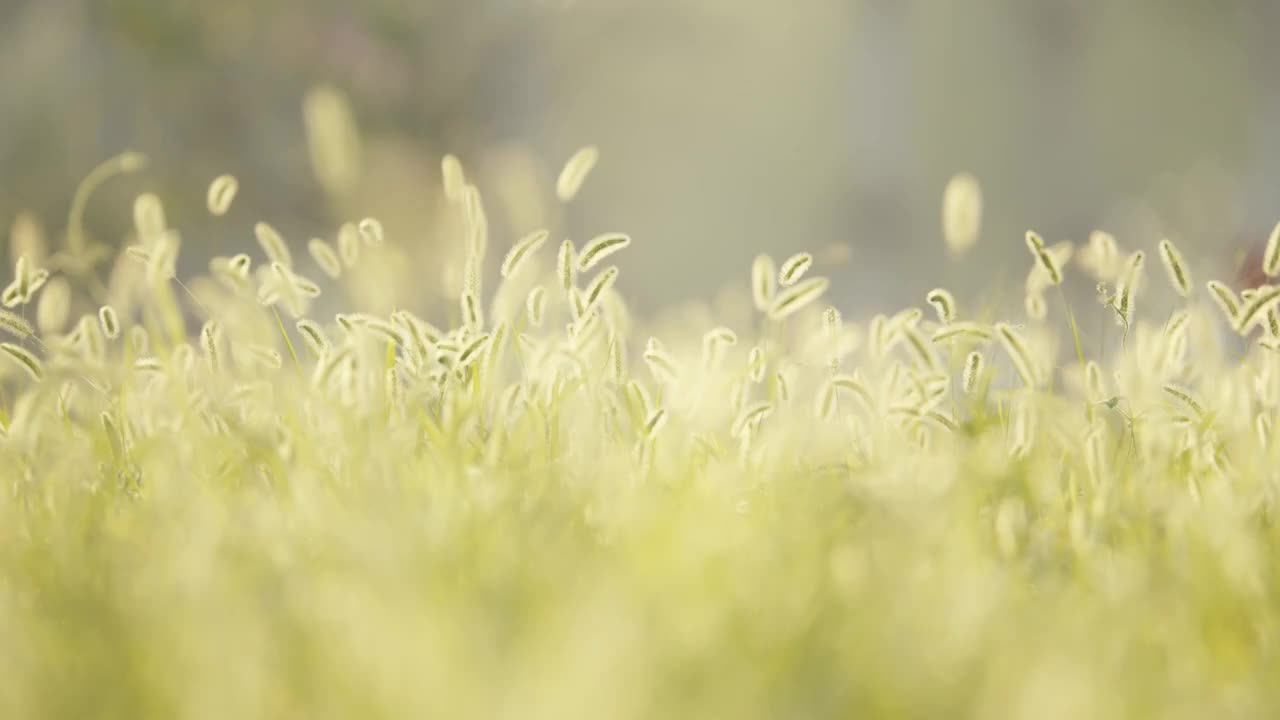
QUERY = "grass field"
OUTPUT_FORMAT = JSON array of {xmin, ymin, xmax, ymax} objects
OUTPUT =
[{"xmin": 2, "ymin": 150, "xmax": 1280, "ymax": 719}]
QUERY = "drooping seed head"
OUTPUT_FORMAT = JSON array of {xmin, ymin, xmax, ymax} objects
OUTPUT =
[
  {"xmin": 501, "ymin": 229, "xmax": 550, "ymax": 279},
  {"xmin": 926, "ymin": 288, "xmax": 957, "ymax": 324},
  {"xmin": 295, "ymin": 319, "xmax": 329, "ymax": 360},
  {"xmin": 778, "ymin": 252, "xmax": 814, "ymax": 287},
  {"xmin": 931, "ymin": 322, "xmax": 992, "ymax": 344},
  {"xmin": 769, "ymin": 277, "xmax": 829, "ymax": 321},
  {"xmin": 556, "ymin": 146, "xmax": 600, "ymax": 202},
  {"xmin": 642, "ymin": 347, "xmax": 680, "ymax": 384},
  {"xmin": 357, "ymin": 217, "xmax": 384, "ymax": 247},
  {"xmin": 577, "ymin": 233, "xmax": 631, "ymax": 273},
  {"xmin": 0, "ymin": 308, "xmax": 35, "ymax": 340},
  {"xmin": 1234, "ymin": 285, "xmax": 1280, "ymax": 335},
  {"xmin": 0, "ymin": 342, "xmax": 42, "ymax": 381}
]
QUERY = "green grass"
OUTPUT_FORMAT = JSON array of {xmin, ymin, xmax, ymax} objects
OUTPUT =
[{"xmin": 1, "ymin": 153, "xmax": 1279, "ymax": 719}]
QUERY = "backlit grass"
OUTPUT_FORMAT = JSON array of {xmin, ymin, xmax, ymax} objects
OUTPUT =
[{"xmin": 1, "ymin": 150, "xmax": 1280, "ymax": 719}]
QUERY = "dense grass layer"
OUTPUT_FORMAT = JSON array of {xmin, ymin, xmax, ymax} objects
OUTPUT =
[{"xmin": 2, "ymin": 154, "xmax": 1280, "ymax": 719}]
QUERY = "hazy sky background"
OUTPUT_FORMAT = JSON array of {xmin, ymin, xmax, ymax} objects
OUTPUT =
[{"xmin": 2, "ymin": 0, "xmax": 1278, "ymax": 320}]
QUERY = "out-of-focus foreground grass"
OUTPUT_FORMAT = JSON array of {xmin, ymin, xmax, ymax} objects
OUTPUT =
[
  {"xmin": 0, "ymin": 126, "xmax": 1279, "ymax": 719},
  {"xmin": 4, "ymin": 3, "xmax": 1280, "ymax": 716}
]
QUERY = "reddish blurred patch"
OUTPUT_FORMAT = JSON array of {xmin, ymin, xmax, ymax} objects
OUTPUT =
[{"xmin": 1238, "ymin": 239, "xmax": 1269, "ymax": 291}]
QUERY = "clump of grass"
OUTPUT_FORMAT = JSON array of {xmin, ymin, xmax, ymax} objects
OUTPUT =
[{"xmin": 3, "ymin": 142, "xmax": 1280, "ymax": 720}]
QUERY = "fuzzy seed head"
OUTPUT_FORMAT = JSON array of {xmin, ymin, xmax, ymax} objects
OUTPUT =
[
  {"xmin": 578, "ymin": 233, "xmax": 631, "ymax": 273},
  {"xmin": 558, "ymin": 240, "xmax": 576, "ymax": 294},
  {"xmin": 942, "ymin": 172, "xmax": 982, "ymax": 255},
  {"xmin": 1265, "ymin": 220, "xmax": 1280, "ymax": 278},
  {"xmin": 556, "ymin": 146, "xmax": 599, "ymax": 202},
  {"xmin": 931, "ymin": 322, "xmax": 992, "ymax": 344},
  {"xmin": 996, "ymin": 323, "xmax": 1038, "ymax": 388},
  {"xmin": 1235, "ymin": 285, "xmax": 1280, "ymax": 335},
  {"xmin": 1078, "ymin": 230, "xmax": 1122, "ymax": 283},
  {"xmin": 303, "ymin": 84, "xmax": 361, "ymax": 195},
  {"xmin": 254, "ymin": 222, "xmax": 292, "ymax": 268},
  {"xmin": 926, "ymin": 288, "xmax": 957, "ymax": 325},
  {"xmin": 526, "ymin": 286, "xmax": 547, "ymax": 328},
  {"xmin": 769, "ymin": 277, "xmax": 829, "ymax": 321},
  {"xmin": 337, "ymin": 223, "xmax": 360, "ymax": 267},
  {"xmin": 308, "ymin": 239, "xmax": 343, "ymax": 279},
  {"xmin": 133, "ymin": 193, "xmax": 166, "ymax": 238},
  {"xmin": 1025, "ymin": 292, "xmax": 1047, "ymax": 321},
  {"xmin": 1207, "ymin": 280, "xmax": 1240, "ymax": 325},
  {"xmin": 36, "ymin": 277, "xmax": 70, "ymax": 334},
  {"xmin": 0, "ymin": 342, "xmax": 42, "ymax": 381},
  {"xmin": 502, "ymin": 230, "xmax": 550, "ymax": 279},
  {"xmin": 822, "ymin": 306, "xmax": 842, "ymax": 337},
  {"xmin": 441, "ymin": 154, "xmax": 466, "ymax": 201},
  {"xmin": 963, "ymin": 351, "xmax": 984, "ymax": 395},
  {"xmin": 1025, "ymin": 231, "xmax": 1062, "ymax": 286},
  {"xmin": 207, "ymin": 175, "xmax": 239, "ymax": 216},
  {"xmin": 747, "ymin": 346, "xmax": 766, "ymax": 384},
  {"xmin": 98, "ymin": 305, "xmax": 120, "ymax": 340},
  {"xmin": 0, "ymin": 308, "xmax": 35, "ymax": 340},
  {"xmin": 461, "ymin": 291, "xmax": 483, "ymax": 331},
  {"xmin": 732, "ymin": 402, "xmax": 774, "ymax": 438},
  {"xmin": 751, "ymin": 254, "xmax": 776, "ymax": 312},
  {"xmin": 296, "ymin": 319, "xmax": 330, "ymax": 359},
  {"xmin": 357, "ymin": 218, "xmax": 384, "ymax": 247},
  {"xmin": 1157, "ymin": 239, "xmax": 1192, "ymax": 297},
  {"xmin": 584, "ymin": 266, "xmax": 619, "ymax": 310},
  {"xmin": 1115, "ymin": 251, "xmax": 1145, "ymax": 327},
  {"xmin": 200, "ymin": 320, "xmax": 223, "ymax": 371},
  {"xmin": 778, "ymin": 253, "xmax": 814, "ymax": 287},
  {"xmin": 643, "ymin": 408, "xmax": 668, "ymax": 438}
]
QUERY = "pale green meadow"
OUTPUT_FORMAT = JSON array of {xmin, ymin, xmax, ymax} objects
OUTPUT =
[{"xmin": 3, "ymin": 128, "xmax": 1280, "ymax": 719}]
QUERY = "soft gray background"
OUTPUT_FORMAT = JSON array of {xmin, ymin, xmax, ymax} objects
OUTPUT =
[{"xmin": 3, "ymin": 0, "xmax": 1278, "ymax": 317}]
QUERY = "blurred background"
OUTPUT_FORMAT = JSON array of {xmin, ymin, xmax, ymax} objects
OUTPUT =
[{"xmin": 2, "ymin": 0, "xmax": 1279, "ymax": 320}]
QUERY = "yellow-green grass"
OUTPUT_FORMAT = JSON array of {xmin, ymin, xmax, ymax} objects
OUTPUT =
[{"xmin": 1, "ymin": 154, "xmax": 1279, "ymax": 719}]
